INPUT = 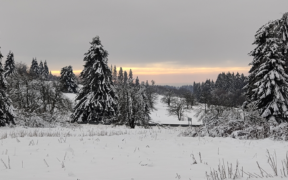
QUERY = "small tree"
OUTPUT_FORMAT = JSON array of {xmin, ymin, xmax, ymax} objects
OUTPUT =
[
  {"xmin": 29, "ymin": 58, "xmax": 39, "ymax": 77},
  {"xmin": 183, "ymin": 92, "xmax": 194, "ymax": 108},
  {"xmin": 112, "ymin": 65, "xmax": 117, "ymax": 83},
  {"xmin": 118, "ymin": 67, "xmax": 123, "ymax": 83},
  {"xmin": 135, "ymin": 76, "xmax": 140, "ymax": 86},
  {"xmin": 60, "ymin": 66, "xmax": 78, "ymax": 93},
  {"xmin": 129, "ymin": 69, "xmax": 133, "ymax": 83},
  {"xmin": 168, "ymin": 98, "xmax": 186, "ymax": 121},
  {"xmin": 39, "ymin": 61, "xmax": 44, "ymax": 76},
  {"xmin": 4, "ymin": 51, "xmax": 16, "ymax": 78},
  {"xmin": 161, "ymin": 89, "xmax": 174, "ymax": 106},
  {"xmin": 124, "ymin": 71, "xmax": 128, "ymax": 84},
  {"xmin": 71, "ymin": 36, "xmax": 118, "ymax": 123},
  {"xmin": 116, "ymin": 75, "xmax": 151, "ymax": 128},
  {"xmin": 43, "ymin": 60, "xmax": 49, "ymax": 79}
]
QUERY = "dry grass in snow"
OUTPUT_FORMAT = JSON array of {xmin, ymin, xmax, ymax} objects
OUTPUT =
[{"xmin": 0, "ymin": 125, "xmax": 287, "ymax": 180}]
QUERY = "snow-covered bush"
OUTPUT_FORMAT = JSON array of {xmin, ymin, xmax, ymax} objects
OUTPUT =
[{"xmin": 270, "ymin": 123, "xmax": 288, "ymax": 141}]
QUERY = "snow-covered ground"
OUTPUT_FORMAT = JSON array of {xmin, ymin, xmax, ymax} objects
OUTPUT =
[
  {"xmin": 150, "ymin": 95, "xmax": 202, "ymax": 125},
  {"xmin": 0, "ymin": 125, "xmax": 287, "ymax": 180}
]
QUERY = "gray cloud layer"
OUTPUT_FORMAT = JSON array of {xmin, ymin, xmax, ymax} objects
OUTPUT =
[{"xmin": 1, "ymin": 0, "xmax": 288, "ymax": 71}]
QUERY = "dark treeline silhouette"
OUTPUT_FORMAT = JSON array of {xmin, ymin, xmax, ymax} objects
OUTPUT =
[{"xmin": 193, "ymin": 72, "xmax": 246, "ymax": 108}]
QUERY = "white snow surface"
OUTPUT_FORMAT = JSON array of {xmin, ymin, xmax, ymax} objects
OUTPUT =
[
  {"xmin": 150, "ymin": 95, "xmax": 202, "ymax": 125},
  {"xmin": 63, "ymin": 93, "xmax": 77, "ymax": 102},
  {"xmin": 0, "ymin": 125, "xmax": 287, "ymax": 180}
]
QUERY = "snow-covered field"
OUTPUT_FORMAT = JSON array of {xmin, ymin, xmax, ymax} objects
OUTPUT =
[
  {"xmin": 0, "ymin": 125, "xmax": 287, "ymax": 180},
  {"xmin": 2, "ymin": 94, "xmax": 280, "ymax": 179},
  {"xmin": 150, "ymin": 95, "xmax": 202, "ymax": 125}
]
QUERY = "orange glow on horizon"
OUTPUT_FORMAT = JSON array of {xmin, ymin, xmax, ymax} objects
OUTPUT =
[{"xmin": 51, "ymin": 67, "xmax": 249, "ymax": 76}]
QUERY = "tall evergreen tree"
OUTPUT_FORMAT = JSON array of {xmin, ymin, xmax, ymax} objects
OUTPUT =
[
  {"xmin": 124, "ymin": 71, "xmax": 128, "ymax": 84},
  {"xmin": 118, "ymin": 67, "xmax": 123, "ymax": 83},
  {"xmin": 30, "ymin": 58, "xmax": 39, "ymax": 77},
  {"xmin": 244, "ymin": 16, "xmax": 288, "ymax": 123},
  {"xmin": 71, "ymin": 36, "xmax": 118, "ymax": 123},
  {"xmin": 0, "ymin": 48, "xmax": 16, "ymax": 126},
  {"xmin": 4, "ymin": 51, "xmax": 16, "ymax": 78},
  {"xmin": 113, "ymin": 65, "xmax": 117, "ymax": 83},
  {"xmin": 39, "ymin": 61, "xmax": 44, "ymax": 76},
  {"xmin": 135, "ymin": 76, "xmax": 140, "ymax": 86},
  {"xmin": 129, "ymin": 69, "xmax": 133, "ymax": 82},
  {"xmin": 60, "ymin": 66, "xmax": 78, "ymax": 93},
  {"xmin": 43, "ymin": 60, "xmax": 49, "ymax": 79}
]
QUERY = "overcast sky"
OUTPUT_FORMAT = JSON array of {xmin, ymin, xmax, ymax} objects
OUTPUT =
[{"xmin": 1, "ymin": 0, "xmax": 288, "ymax": 85}]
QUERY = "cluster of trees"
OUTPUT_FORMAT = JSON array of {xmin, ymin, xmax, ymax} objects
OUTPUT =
[
  {"xmin": 0, "ymin": 48, "xmax": 72, "ymax": 127},
  {"xmin": 193, "ymin": 72, "xmax": 246, "ymax": 109},
  {"xmin": 29, "ymin": 58, "xmax": 51, "ymax": 79},
  {"xmin": 66, "ymin": 36, "xmax": 155, "ymax": 128},
  {"xmin": 110, "ymin": 67, "xmax": 153, "ymax": 128},
  {"xmin": 0, "ymin": 37, "xmax": 155, "ymax": 128},
  {"xmin": 158, "ymin": 72, "xmax": 246, "ymax": 121}
]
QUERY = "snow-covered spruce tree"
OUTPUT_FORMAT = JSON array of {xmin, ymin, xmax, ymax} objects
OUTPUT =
[
  {"xmin": 71, "ymin": 36, "xmax": 118, "ymax": 123},
  {"xmin": 39, "ymin": 61, "xmax": 44, "ymax": 77},
  {"xmin": 244, "ymin": 20, "xmax": 288, "ymax": 123},
  {"xmin": 124, "ymin": 71, "xmax": 128, "ymax": 84},
  {"xmin": 129, "ymin": 69, "xmax": 133, "ymax": 83},
  {"xmin": 131, "ymin": 82, "xmax": 151, "ymax": 127},
  {"xmin": 43, "ymin": 60, "xmax": 49, "ymax": 79},
  {"xmin": 60, "ymin": 66, "xmax": 78, "ymax": 93},
  {"xmin": 29, "ymin": 58, "xmax": 39, "ymax": 77},
  {"xmin": 4, "ymin": 51, "xmax": 16, "ymax": 78},
  {"xmin": 279, "ymin": 13, "xmax": 288, "ymax": 73},
  {"xmin": 0, "ymin": 48, "xmax": 16, "ymax": 126},
  {"xmin": 118, "ymin": 67, "xmax": 123, "ymax": 83},
  {"xmin": 135, "ymin": 76, "xmax": 139, "ymax": 86},
  {"xmin": 112, "ymin": 65, "xmax": 117, "ymax": 83}
]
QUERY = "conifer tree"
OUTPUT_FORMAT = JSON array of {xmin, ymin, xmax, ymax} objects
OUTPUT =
[
  {"xmin": 0, "ymin": 48, "xmax": 16, "ymax": 126},
  {"xmin": 116, "ymin": 74, "xmax": 151, "ymax": 128},
  {"xmin": 71, "ymin": 36, "xmax": 118, "ymax": 123},
  {"xmin": 113, "ymin": 65, "xmax": 117, "ymax": 83},
  {"xmin": 135, "ymin": 76, "xmax": 140, "ymax": 86},
  {"xmin": 4, "ymin": 51, "xmax": 16, "ymax": 78},
  {"xmin": 60, "ymin": 66, "xmax": 78, "ymax": 93},
  {"xmin": 129, "ymin": 69, "xmax": 133, "ymax": 81},
  {"xmin": 30, "ymin": 58, "xmax": 39, "ymax": 77},
  {"xmin": 244, "ymin": 16, "xmax": 288, "ymax": 123},
  {"xmin": 43, "ymin": 60, "xmax": 49, "ymax": 79},
  {"xmin": 39, "ymin": 61, "xmax": 44, "ymax": 76},
  {"xmin": 118, "ymin": 67, "xmax": 123, "ymax": 83},
  {"xmin": 124, "ymin": 71, "xmax": 128, "ymax": 84}
]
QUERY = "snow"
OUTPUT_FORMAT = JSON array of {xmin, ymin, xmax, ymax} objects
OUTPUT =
[
  {"xmin": 63, "ymin": 93, "xmax": 77, "ymax": 102},
  {"xmin": 0, "ymin": 125, "xmax": 287, "ymax": 180},
  {"xmin": 150, "ymin": 95, "xmax": 202, "ymax": 125}
]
